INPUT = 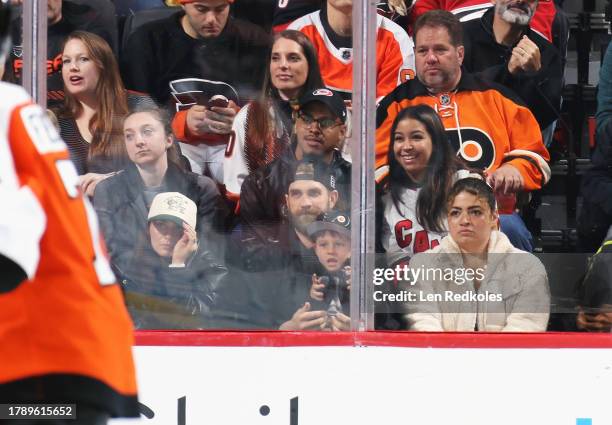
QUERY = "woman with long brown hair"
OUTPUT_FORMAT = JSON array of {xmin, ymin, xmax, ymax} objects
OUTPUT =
[
  {"xmin": 56, "ymin": 30, "xmax": 154, "ymax": 196},
  {"xmin": 223, "ymin": 29, "xmax": 325, "ymax": 202}
]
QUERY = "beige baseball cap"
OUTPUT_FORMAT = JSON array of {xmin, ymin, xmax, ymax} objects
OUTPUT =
[{"xmin": 148, "ymin": 192, "xmax": 197, "ymax": 229}]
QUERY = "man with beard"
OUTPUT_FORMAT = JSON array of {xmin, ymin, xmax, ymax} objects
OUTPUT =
[
  {"xmin": 212, "ymin": 89, "xmax": 349, "ymax": 328},
  {"xmin": 408, "ymin": 0, "xmax": 557, "ymax": 44},
  {"xmin": 239, "ymin": 88, "xmax": 351, "ymax": 246},
  {"xmin": 462, "ymin": 0, "xmax": 562, "ymax": 142},
  {"xmin": 375, "ymin": 10, "xmax": 550, "ymax": 251},
  {"xmin": 218, "ymin": 159, "xmax": 342, "ymax": 328}
]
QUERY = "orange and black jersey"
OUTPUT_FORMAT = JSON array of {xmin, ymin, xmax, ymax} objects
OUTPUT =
[
  {"xmin": 0, "ymin": 83, "xmax": 138, "ymax": 416},
  {"xmin": 375, "ymin": 72, "xmax": 551, "ymax": 190}
]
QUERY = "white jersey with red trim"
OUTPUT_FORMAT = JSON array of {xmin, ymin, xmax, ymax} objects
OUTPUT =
[
  {"xmin": 381, "ymin": 187, "xmax": 445, "ymax": 266},
  {"xmin": 288, "ymin": 10, "xmax": 415, "ymax": 99}
]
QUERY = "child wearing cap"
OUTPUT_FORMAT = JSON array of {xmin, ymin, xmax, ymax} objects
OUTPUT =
[{"xmin": 279, "ymin": 210, "xmax": 352, "ymax": 331}]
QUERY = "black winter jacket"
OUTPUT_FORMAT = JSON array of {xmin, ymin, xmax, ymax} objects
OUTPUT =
[
  {"xmin": 462, "ymin": 8, "xmax": 563, "ymax": 129},
  {"xmin": 93, "ymin": 162, "xmax": 228, "ymax": 279},
  {"xmin": 238, "ymin": 144, "xmax": 351, "ymax": 246}
]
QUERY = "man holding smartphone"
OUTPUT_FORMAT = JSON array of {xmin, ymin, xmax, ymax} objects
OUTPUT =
[{"xmin": 121, "ymin": 0, "xmax": 271, "ymax": 182}]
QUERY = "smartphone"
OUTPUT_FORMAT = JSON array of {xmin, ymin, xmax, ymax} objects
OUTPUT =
[{"xmin": 208, "ymin": 95, "xmax": 230, "ymax": 108}]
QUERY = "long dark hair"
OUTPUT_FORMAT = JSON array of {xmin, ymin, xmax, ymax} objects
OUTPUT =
[
  {"xmin": 245, "ymin": 30, "xmax": 324, "ymax": 170},
  {"xmin": 386, "ymin": 104, "xmax": 462, "ymax": 233}
]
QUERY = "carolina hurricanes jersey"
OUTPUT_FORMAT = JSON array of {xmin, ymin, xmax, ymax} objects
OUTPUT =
[
  {"xmin": 411, "ymin": 0, "xmax": 556, "ymax": 42},
  {"xmin": 381, "ymin": 187, "xmax": 445, "ymax": 265},
  {"xmin": 289, "ymin": 11, "xmax": 415, "ymax": 100},
  {"xmin": 375, "ymin": 73, "xmax": 551, "ymax": 192},
  {"xmin": 0, "ymin": 82, "xmax": 138, "ymax": 415}
]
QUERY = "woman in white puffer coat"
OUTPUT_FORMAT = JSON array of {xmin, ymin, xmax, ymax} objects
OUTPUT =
[{"xmin": 403, "ymin": 177, "xmax": 550, "ymax": 332}]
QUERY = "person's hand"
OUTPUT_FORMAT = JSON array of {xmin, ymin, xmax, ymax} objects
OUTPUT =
[
  {"xmin": 343, "ymin": 265, "xmax": 351, "ymax": 292},
  {"xmin": 486, "ymin": 164, "xmax": 524, "ymax": 195},
  {"xmin": 387, "ymin": 0, "xmax": 408, "ymax": 15},
  {"xmin": 326, "ymin": 312, "xmax": 351, "ymax": 331},
  {"xmin": 78, "ymin": 172, "xmax": 114, "ymax": 198},
  {"xmin": 279, "ymin": 302, "xmax": 327, "ymax": 330},
  {"xmin": 171, "ymin": 223, "xmax": 198, "ymax": 266},
  {"xmin": 185, "ymin": 101, "xmax": 238, "ymax": 136},
  {"xmin": 576, "ymin": 307, "xmax": 612, "ymax": 332},
  {"xmin": 310, "ymin": 274, "xmax": 326, "ymax": 301},
  {"xmin": 508, "ymin": 36, "xmax": 541, "ymax": 75}
]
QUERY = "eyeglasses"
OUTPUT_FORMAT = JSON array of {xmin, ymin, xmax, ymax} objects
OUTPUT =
[{"xmin": 297, "ymin": 111, "xmax": 341, "ymax": 130}]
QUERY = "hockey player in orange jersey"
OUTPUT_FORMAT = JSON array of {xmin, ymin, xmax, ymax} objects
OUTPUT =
[{"xmin": 0, "ymin": 2, "xmax": 138, "ymax": 423}]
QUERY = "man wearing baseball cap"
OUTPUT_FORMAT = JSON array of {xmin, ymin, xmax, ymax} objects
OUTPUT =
[
  {"xmin": 121, "ymin": 0, "xmax": 271, "ymax": 182},
  {"xmin": 222, "ymin": 158, "xmax": 344, "ymax": 328},
  {"xmin": 238, "ymin": 88, "xmax": 352, "ymax": 248}
]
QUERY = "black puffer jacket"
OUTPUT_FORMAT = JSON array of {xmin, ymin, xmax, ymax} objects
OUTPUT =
[
  {"xmin": 117, "ymin": 238, "xmax": 227, "ymax": 330},
  {"xmin": 234, "ymin": 144, "xmax": 350, "ymax": 273}
]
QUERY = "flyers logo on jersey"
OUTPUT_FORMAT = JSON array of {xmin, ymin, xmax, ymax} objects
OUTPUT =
[{"xmin": 446, "ymin": 127, "xmax": 496, "ymax": 170}]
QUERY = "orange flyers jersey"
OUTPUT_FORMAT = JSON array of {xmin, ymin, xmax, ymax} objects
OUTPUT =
[
  {"xmin": 289, "ymin": 11, "xmax": 415, "ymax": 99},
  {"xmin": 411, "ymin": 0, "xmax": 555, "ymax": 43},
  {"xmin": 0, "ymin": 83, "xmax": 138, "ymax": 416},
  {"xmin": 375, "ymin": 74, "xmax": 551, "ymax": 190}
]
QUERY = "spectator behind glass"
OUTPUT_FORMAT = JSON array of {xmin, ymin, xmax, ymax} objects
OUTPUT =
[
  {"xmin": 93, "ymin": 106, "xmax": 228, "ymax": 285},
  {"xmin": 9, "ymin": 0, "xmax": 118, "ymax": 104},
  {"xmin": 122, "ymin": 192, "xmax": 228, "ymax": 329},
  {"xmin": 375, "ymin": 10, "xmax": 551, "ymax": 252},
  {"xmin": 402, "ymin": 177, "xmax": 550, "ymax": 332},
  {"xmin": 288, "ymin": 0, "xmax": 415, "ymax": 102},
  {"xmin": 409, "ymin": 0, "xmax": 557, "ymax": 44},
  {"xmin": 120, "ymin": 0, "xmax": 271, "ymax": 183},
  {"xmin": 238, "ymin": 88, "xmax": 351, "ymax": 251},
  {"xmin": 578, "ymin": 42, "xmax": 612, "ymax": 252},
  {"xmin": 290, "ymin": 210, "xmax": 353, "ymax": 331},
  {"xmin": 377, "ymin": 105, "xmax": 464, "ymax": 266},
  {"xmin": 224, "ymin": 30, "xmax": 324, "ymax": 203},
  {"xmin": 461, "ymin": 0, "xmax": 562, "ymax": 145},
  {"xmin": 576, "ymin": 229, "xmax": 612, "ymax": 333},
  {"xmin": 54, "ymin": 31, "xmax": 155, "ymax": 197}
]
